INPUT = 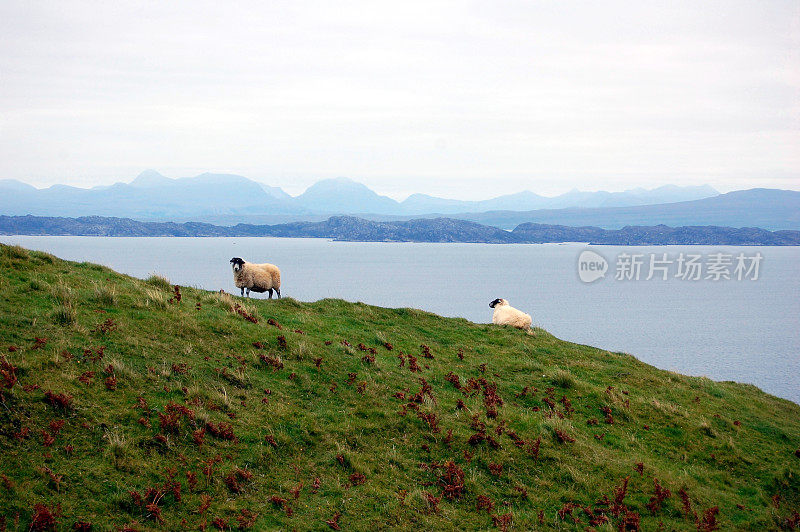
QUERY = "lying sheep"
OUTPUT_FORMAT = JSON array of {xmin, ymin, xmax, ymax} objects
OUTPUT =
[
  {"xmin": 489, "ymin": 298, "xmax": 532, "ymax": 332},
  {"xmin": 230, "ymin": 257, "xmax": 281, "ymax": 299}
]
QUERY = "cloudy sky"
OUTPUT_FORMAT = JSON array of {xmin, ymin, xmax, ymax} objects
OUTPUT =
[{"xmin": 1, "ymin": 1, "xmax": 798, "ymax": 199}]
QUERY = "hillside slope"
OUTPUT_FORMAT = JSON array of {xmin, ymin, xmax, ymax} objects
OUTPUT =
[{"xmin": 0, "ymin": 244, "xmax": 798, "ymax": 530}]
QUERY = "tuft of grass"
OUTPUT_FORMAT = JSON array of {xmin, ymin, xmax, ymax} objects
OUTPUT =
[
  {"xmin": 50, "ymin": 303, "xmax": 77, "ymax": 326},
  {"xmin": 50, "ymin": 282, "xmax": 77, "ymax": 326},
  {"xmin": 145, "ymin": 273, "xmax": 172, "ymax": 291},
  {"xmin": 137, "ymin": 286, "xmax": 168, "ymax": 309},
  {"xmin": 28, "ymin": 276, "xmax": 49, "ymax": 291},
  {"xmin": 4, "ymin": 244, "xmax": 29, "ymax": 259},
  {"xmin": 550, "ymin": 368, "xmax": 575, "ymax": 389},
  {"xmin": 91, "ymin": 282, "xmax": 117, "ymax": 307}
]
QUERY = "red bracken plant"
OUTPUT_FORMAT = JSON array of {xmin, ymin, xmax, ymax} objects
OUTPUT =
[
  {"xmin": 223, "ymin": 468, "xmax": 253, "ymax": 494},
  {"xmin": 491, "ymin": 513, "xmax": 513, "ymax": 531},
  {"xmin": 206, "ymin": 421, "xmax": 237, "ymax": 441},
  {"xmin": 482, "ymin": 381, "xmax": 503, "ymax": 418},
  {"xmin": 527, "ymin": 436, "xmax": 541, "ymax": 459},
  {"xmin": 416, "ymin": 411, "xmax": 440, "ymax": 434},
  {"xmin": 554, "ymin": 429, "xmax": 575, "ymax": 443},
  {"xmin": 476, "ymin": 495, "xmax": 494, "ymax": 513},
  {"xmin": 696, "ymin": 507, "xmax": 720, "ymax": 531},
  {"xmin": 438, "ymin": 461, "xmax": 465, "ymax": 499},
  {"xmin": 41, "ymin": 430, "xmax": 55, "ymax": 447},
  {"xmin": 267, "ymin": 318, "xmax": 282, "ymax": 329},
  {"xmin": 192, "ymin": 428, "xmax": 206, "ymax": 447},
  {"xmin": 95, "ymin": 318, "xmax": 118, "ymax": 335},
  {"xmin": 326, "ymin": 512, "xmax": 342, "ymax": 530},
  {"xmin": 276, "ymin": 335, "xmax": 287, "ymax": 349},
  {"xmin": 236, "ymin": 509, "xmax": 258, "ymax": 529},
  {"xmin": 44, "ymin": 390, "xmax": 74, "ymax": 411},
  {"xmin": 197, "ymin": 494, "xmax": 212, "ymax": 515},
  {"xmin": 445, "ymin": 372, "xmax": 462, "ymax": 390},
  {"xmin": 105, "ymin": 375, "xmax": 118, "ymax": 391},
  {"xmin": 618, "ymin": 510, "xmax": 641, "ymax": 531},
  {"xmin": 634, "ymin": 462, "xmax": 644, "ymax": 476},
  {"xmin": 0, "ymin": 356, "xmax": 18, "ymax": 391},
  {"xmin": 420, "ymin": 344, "xmax": 434, "ymax": 359},
  {"xmin": 602, "ymin": 406, "xmax": 614, "ymax": 425},
  {"xmin": 349, "ymin": 472, "xmax": 366, "ymax": 486},
  {"xmin": 557, "ymin": 502, "xmax": 578, "ymax": 523},
  {"xmin": 186, "ymin": 471, "xmax": 198, "ymax": 491},
  {"xmin": 30, "ymin": 503, "xmax": 61, "ymax": 531},
  {"xmin": 33, "ymin": 337, "xmax": 48, "ymax": 350},
  {"xmin": 290, "ymin": 481, "xmax": 303, "ymax": 500},
  {"xmin": 646, "ymin": 478, "xmax": 671, "ymax": 515},
  {"xmin": 423, "ymin": 491, "xmax": 441, "ymax": 514},
  {"xmin": 678, "ymin": 487, "xmax": 696, "ymax": 519},
  {"xmin": 488, "ymin": 463, "xmax": 503, "ymax": 477},
  {"xmin": 259, "ymin": 353, "xmax": 284, "ymax": 370},
  {"xmin": 72, "ymin": 521, "xmax": 92, "ymax": 531},
  {"xmin": 407, "ymin": 354, "xmax": 421, "ymax": 373},
  {"xmin": 232, "ymin": 303, "xmax": 258, "ymax": 323},
  {"xmin": 610, "ymin": 477, "xmax": 630, "ymax": 517},
  {"xmin": 1, "ymin": 474, "xmax": 15, "ymax": 490}
]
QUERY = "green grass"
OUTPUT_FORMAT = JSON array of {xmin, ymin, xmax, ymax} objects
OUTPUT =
[{"xmin": 0, "ymin": 243, "xmax": 798, "ymax": 531}]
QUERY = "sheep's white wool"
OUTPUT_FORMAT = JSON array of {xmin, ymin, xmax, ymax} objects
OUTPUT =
[
  {"xmin": 231, "ymin": 258, "xmax": 281, "ymax": 298},
  {"xmin": 490, "ymin": 298, "xmax": 532, "ymax": 331}
]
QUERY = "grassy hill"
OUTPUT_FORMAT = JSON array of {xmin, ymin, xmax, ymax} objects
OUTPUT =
[{"xmin": 0, "ymin": 243, "xmax": 798, "ymax": 531}]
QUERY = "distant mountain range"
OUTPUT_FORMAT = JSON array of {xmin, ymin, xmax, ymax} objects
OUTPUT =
[
  {"xmin": 457, "ymin": 188, "xmax": 800, "ymax": 231},
  {"xmin": 0, "ymin": 170, "xmax": 718, "ymax": 219},
  {"xmin": 2, "ymin": 171, "xmax": 798, "ymax": 231},
  {"xmin": 2, "ymin": 214, "xmax": 798, "ymax": 245}
]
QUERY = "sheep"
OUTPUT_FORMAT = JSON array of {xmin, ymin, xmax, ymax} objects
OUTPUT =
[
  {"xmin": 229, "ymin": 257, "xmax": 281, "ymax": 299},
  {"xmin": 489, "ymin": 298, "xmax": 532, "ymax": 332}
]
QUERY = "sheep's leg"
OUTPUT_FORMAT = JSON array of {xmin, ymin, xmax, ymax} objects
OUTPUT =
[
  {"xmin": 240, "ymin": 287, "xmax": 245, "ymax": 297},
  {"xmin": 245, "ymin": 287, "xmax": 251, "ymax": 298},
  {"xmin": 268, "ymin": 288, "xmax": 274, "ymax": 299},
  {"xmin": 275, "ymin": 288, "xmax": 281, "ymax": 299}
]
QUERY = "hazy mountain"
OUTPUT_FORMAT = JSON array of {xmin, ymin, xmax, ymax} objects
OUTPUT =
[
  {"xmin": 457, "ymin": 189, "xmax": 800, "ymax": 231},
  {"xmin": 0, "ymin": 171, "xmax": 302, "ymax": 218},
  {"xmin": 0, "ymin": 170, "xmax": 771, "ymax": 228},
  {"xmin": 128, "ymin": 169, "xmax": 173, "ymax": 188},
  {"xmin": 398, "ymin": 185, "xmax": 717, "ymax": 214},
  {"xmin": 293, "ymin": 177, "xmax": 401, "ymax": 214},
  {"xmin": 259, "ymin": 183, "xmax": 292, "ymax": 201},
  {"xmin": 0, "ymin": 179, "xmax": 37, "ymax": 192}
]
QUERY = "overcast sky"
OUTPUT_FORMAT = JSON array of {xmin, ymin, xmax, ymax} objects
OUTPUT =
[{"xmin": 1, "ymin": 1, "xmax": 798, "ymax": 200}]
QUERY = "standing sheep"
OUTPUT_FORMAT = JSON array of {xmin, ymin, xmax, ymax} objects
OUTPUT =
[
  {"xmin": 229, "ymin": 257, "xmax": 281, "ymax": 299},
  {"xmin": 489, "ymin": 298, "xmax": 532, "ymax": 332}
]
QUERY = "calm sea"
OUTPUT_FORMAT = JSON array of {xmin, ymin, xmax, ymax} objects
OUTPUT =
[{"xmin": 3, "ymin": 236, "xmax": 798, "ymax": 404}]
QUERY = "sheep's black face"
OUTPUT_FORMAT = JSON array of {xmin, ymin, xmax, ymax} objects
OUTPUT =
[
  {"xmin": 230, "ymin": 257, "xmax": 245, "ymax": 272},
  {"xmin": 489, "ymin": 298, "xmax": 502, "ymax": 308}
]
